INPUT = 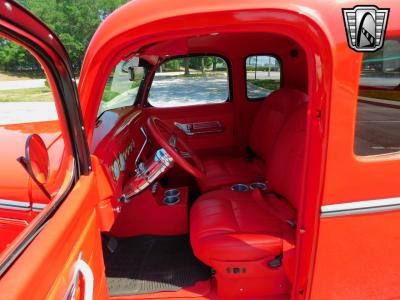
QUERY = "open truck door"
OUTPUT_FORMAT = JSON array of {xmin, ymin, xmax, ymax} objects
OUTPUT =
[{"xmin": 0, "ymin": 1, "xmax": 110, "ymax": 299}]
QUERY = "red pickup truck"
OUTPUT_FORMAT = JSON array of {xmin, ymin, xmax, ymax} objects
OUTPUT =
[{"xmin": 0, "ymin": 0, "xmax": 399, "ymax": 299}]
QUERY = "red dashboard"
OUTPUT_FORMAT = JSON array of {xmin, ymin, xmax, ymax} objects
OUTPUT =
[{"xmin": 91, "ymin": 107, "xmax": 147, "ymax": 204}]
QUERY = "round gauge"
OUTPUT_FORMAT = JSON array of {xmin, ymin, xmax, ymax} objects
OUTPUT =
[
  {"xmin": 125, "ymin": 146, "xmax": 130, "ymax": 159},
  {"xmin": 119, "ymin": 153, "xmax": 126, "ymax": 171},
  {"xmin": 123, "ymin": 149, "xmax": 128, "ymax": 161},
  {"xmin": 112, "ymin": 159, "xmax": 120, "ymax": 181}
]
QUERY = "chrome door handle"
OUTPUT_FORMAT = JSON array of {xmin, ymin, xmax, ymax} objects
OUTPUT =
[{"xmin": 65, "ymin": 253, "xmax": 94, "ymax": 300}]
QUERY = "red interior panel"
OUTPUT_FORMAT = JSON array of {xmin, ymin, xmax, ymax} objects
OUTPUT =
[
  {"xmin": 109, "ymin": 186, "xmax": 189, "ymax": 237},
  {"xmin": 145, "ymin": 103, "xmax": 237, "ymax": 156}
]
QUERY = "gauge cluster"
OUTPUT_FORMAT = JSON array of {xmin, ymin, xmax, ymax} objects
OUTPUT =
[{"xmin": 111, "ymin": 140, "xmax": 135, "ymax": 181}]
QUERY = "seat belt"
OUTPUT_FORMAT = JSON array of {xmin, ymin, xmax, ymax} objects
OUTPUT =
[
  {"xmin": 251, "ymin": 188, "xmax": 297, "ymax": 270},
  {"xmin": 251, "ymin": 188, "xmax": 297, "ymax": 229}
]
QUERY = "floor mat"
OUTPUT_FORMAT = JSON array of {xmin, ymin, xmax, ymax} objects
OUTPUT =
[{"xmin": 103, "ymin": 235, "xmax": 211, "ymax": 296}]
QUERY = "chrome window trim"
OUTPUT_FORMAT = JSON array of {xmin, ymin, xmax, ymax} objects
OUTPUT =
[{"xmin": 321, "ymin": 197, "xmax": 400, "ymax": 217}]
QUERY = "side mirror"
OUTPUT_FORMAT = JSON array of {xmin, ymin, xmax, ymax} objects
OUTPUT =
[
  {"xmin": 17, "ymin": 134, "xmax": 51, "ymax": 199},
  {"xmin": 129, "ymin": 66, "xmax": 144, "ymax": 81}
]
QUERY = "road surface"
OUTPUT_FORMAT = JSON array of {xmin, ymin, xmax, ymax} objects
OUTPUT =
[
  {"xmin": 0, "ymin": 79, "xmax": 45, "ymax": 91},
  {"xmin": 0, "ymin": 102, "xmax": 57, "ymax": 125}
]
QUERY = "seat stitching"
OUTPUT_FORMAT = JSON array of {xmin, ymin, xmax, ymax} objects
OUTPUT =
[{"xmin": 229, "ymin": 199, "xmax": 241, "ymax": 232}]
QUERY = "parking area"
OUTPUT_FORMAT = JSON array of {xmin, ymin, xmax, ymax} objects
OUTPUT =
[{"xmin": 0, "ymin": 102, "xmax": 57, "ymax": 125}]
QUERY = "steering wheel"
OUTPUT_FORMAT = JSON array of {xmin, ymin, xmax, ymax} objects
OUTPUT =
[{"xmin": 147, "ymin": 116, "xmax": 205, "ymax": 179}]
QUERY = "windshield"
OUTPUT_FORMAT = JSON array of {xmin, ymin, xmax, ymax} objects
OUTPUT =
[{"xmin": 98, "ymin": 60, "xmax": 145, "ymax": 116}]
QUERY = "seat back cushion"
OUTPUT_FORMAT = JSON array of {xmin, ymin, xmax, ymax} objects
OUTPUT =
[
  {"xmin": 249, "ymin": 88, "xmax": 308, "ymax": 162},
  {"xmin": 266, "ymin": 101, "xmax": 308, "ymax": 210}
]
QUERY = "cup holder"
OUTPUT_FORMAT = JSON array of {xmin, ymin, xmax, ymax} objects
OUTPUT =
[
  {"xmin": 163, "ymin": 189, "xmax": 180, "ymax": 205},
  {"xmin": 249, "ymin": 182, "xmax": 267, "ymax": 191},
  {"xmin": 231, "ymin": 184, "xmax": 249, "ymax": 192},
  {"xmin": 163, "ymin": 196, "xmax": 180, "ymax": 205},
  {"xmin": 164, "ymin": 189, "xmax": 180, "ymax": 197}
]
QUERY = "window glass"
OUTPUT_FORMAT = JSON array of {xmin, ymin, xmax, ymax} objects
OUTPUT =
[
  {"xmin": 148, "ymin": 56, "xmax": 229, "ymax": 107},
  {"xmin": 246, "ymin": 55, "xmax": 281, "ymax": 99},
  {"xmin": 98, "ymin": 59, "xmax": 145, "ymax": 116},
  {"xmin": 355, "ymin": 38, "xmax": 400, "ymax": 156},
  {"xmin": 0, "ymin": 38, "xmax": 57, "ymax": 124},
  {"xmin": 0, "ymin": 36, "xmax": 73, "ymax": 217}
]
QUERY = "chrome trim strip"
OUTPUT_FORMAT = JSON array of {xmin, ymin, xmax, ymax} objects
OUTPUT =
[
  {"xmin": 0, "ymin": 199, "xmax": 47, "ymax": 212},
  {"xmin": 0, "ymin": 199, "xmax": 30, "ymax": 211},
  {"xmin": 321, "ymin": 197, "xmax": 400, "ymax": 217},
  {"xmin": 32, "ymin": 203, "xmax": 47, "ymax": 212}
]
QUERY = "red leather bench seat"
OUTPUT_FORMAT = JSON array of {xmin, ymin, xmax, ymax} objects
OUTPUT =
[
  {"xmin": 198, "ymin": 88, "xmax": 308, "ymax": 192},
  {"xmin": 190, "ymin": 102, "xmax": 307, "ymax": 298}
]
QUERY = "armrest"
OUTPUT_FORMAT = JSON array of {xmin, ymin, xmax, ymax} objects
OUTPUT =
[{"xmin": 174, "ymin": 121, "xmax": 225, "ymax": 135}]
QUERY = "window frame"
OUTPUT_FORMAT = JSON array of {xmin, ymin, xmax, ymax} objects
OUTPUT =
[
  {"xmin": 244, "ymin": 54, "xmax": 283, "ymax": 101},
  {"xmin": 144, "ymin": 53, "xmax": 233, "ymax": 108}
]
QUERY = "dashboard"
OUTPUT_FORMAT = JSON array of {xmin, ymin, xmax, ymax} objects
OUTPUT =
[{"xmin": 91, "ymin": 107, "xmax": 147, "ymax": 204}]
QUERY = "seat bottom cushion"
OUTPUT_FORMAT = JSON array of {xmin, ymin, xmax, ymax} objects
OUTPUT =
[
  {"xmin": 190, "ymin": 190, "xmax": 290, "ymax": 266},
  {"xmin": 198, "ymin": 154, "xmax": 265, "ymax": 192}
]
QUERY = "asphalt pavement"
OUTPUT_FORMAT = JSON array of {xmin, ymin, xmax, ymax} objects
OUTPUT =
[
  {"xmin": 0, "ymin": 79, "xmax": 45, "ymax": 91},
  {"xmin": 0, "ymin": 102, "xmax": 57, "ymax": 125}
]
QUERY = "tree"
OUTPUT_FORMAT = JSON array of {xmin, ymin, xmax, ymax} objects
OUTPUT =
[
  {"xmin": 0, "ymin": 37, "xmax": 42, "ymax": 75},
  {"xmin": 2, "ymin": 0, "xmax": 129, "ymax": 76},
  {"xmin": 184, "ymin": 57, "xmax": 190, "ymax": 75}
]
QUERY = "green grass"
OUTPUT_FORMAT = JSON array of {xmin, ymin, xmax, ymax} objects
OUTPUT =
[
  {"xmin": 102, "ymin": 89, "xmax": 121, "ymax": 102},
  {"xmin": 0, "ymin": 87, "xmax": 53, "ymax": 102},
  {"xmin": 248, "ymin": 79, "xmax": 281, "ymax": 91},
  {"xmin": 101, "ymin": 80, "xmax": 140, "ymax": 102},
  {"xmin": 359, "ymin": 89, "xmax": 400, "ymax": 102}
]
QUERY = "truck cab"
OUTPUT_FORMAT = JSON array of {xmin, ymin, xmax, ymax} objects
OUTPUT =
[{"xmin": 0, "ymin": 0, "xmax": 399, "ymax": 299}]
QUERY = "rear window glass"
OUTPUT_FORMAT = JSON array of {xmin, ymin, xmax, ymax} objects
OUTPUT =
[
  {"xmin": 246, "ymin": 55, "xmax": 281, "ymax": 100},
  {"xmin": 148, "ymin": 56, "xmax": 229, "ymax": 107},
  {"xmin": 355, "ymin": 38, "xmax": 400, "ymax": 156}
]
